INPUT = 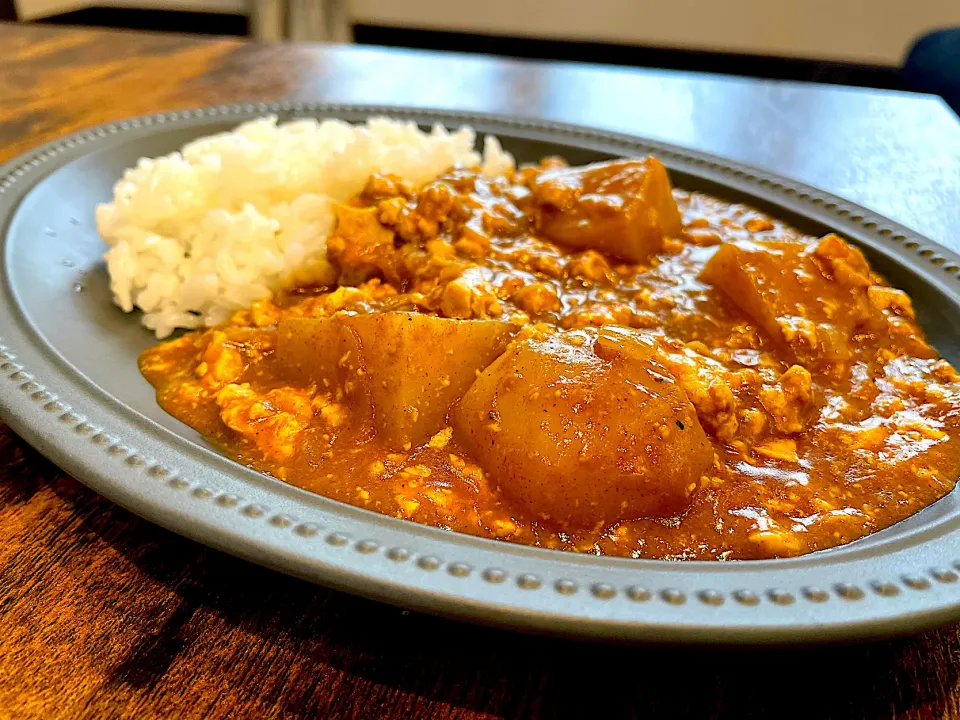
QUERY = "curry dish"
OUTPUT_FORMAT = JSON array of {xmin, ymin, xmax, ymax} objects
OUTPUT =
[{"xmin": 141, "ymin": 157, "xmax": 960, "ymax": 560}]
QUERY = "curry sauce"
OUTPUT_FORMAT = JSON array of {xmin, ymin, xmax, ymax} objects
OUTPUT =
[{"xmin": 141, "ymin": 157, "xmax": 960, "ymax": 560}]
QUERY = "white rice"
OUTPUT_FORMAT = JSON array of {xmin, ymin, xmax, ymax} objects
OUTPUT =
[{"xmin": 97, "ymin": 116, "xmax": 515, "ymax": 338}]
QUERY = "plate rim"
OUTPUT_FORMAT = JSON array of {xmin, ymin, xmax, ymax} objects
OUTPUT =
[{"xmin": 4, "ymin": 102, "xmax": 960, "ymax": 644}]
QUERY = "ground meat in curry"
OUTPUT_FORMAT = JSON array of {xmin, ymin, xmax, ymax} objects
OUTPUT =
[{"xmin": 140, "ymin": 156, "xmax": 960, "ymax": 560}]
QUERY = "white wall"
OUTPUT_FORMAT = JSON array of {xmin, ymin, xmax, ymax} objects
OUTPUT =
[
  {"xmin": 351, "ymin": 0, "xmax": 960, "ymax": 65},
  {"xmin": 16, "ymin": 0, "xmax": 960, "ymax": 64},
  {"xmin": 15, "ymin": 0, "xmax": 245, "ymax": 20}
]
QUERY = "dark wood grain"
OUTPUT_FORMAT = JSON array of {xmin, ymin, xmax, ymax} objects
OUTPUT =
[{"xmin": 3, "ymin": 22, "xmax": 960, "ymax": 720}]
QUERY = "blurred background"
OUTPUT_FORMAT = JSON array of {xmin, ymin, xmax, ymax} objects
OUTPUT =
[{"xmin": 2, "ymin": 0, "xmax": 959, "ymax": 108}]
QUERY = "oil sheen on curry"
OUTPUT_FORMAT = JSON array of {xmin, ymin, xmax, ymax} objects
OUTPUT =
[{"xmin": 141, "ymin": 157, "xmax": 960, "ymax": 560}]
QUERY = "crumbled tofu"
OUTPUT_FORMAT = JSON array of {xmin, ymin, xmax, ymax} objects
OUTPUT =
[
  {"xmin": 778, "ymin": 316, "xmax": 819, "ymax": 349},
  {"xmin": 197, "ymin": 331, "xmax": 246, "ymax": 388},
  {"xmin": 216, "ymin": 383, "xmax": 313, "ymax": 461},
  {"xmin": 868, "ymin": 285, "xmax": 916, "ymax": 319},
  {"xmin": 249, "ymin": 298, "xmax": 281, "ymax": 327},
  {"xmin": 314, "ymin": 398, "xmax": 347, "ymax": 428},
  {"xmin": 754, "ymin": 438, "xmax": 799, "ymax": 463},
  {"xmin": 814, "ymin": 233, "xmax": 872, "ymax": 287},
  {"xmin": 396, "ymin": 496, "xmax": 421, "ymax": 515},
  {"xmin": 439, "ymin": 271, "xmax": 502, "ymax": 319},
  {"xmin": 511, "ymin": 283, "xmax": 561, "ymax": 315},
  {"xmin": 738, "ymin": 408, "xmax": 767, "ymax": 439},
  {"xmin": 933, "ymin": 360, "xmax": 960, "ymax": 384},
  {"xmin": 760, "ymin": 364, "xmax": 815, "ymax": 434},
  {"xmin": 657, "ymin": 342, "xmax": 740, "ymax": 440},
  {"xmin": 845, "ymin": 424, "xmax": 888, "ymax": 451},
  {"xmin": 402, "ymin": 464, "xmax": 433, "ymax": 478},
  {"xmin": 745, "ymin": 217, "xmax": 775, "ymax": 233},
  {"xmin": 428, "ymin": 427, "xmax": 453, "ymax": 449},
  {"xmin": 748, "ymin": 529, "xmax": 802, "ymax": 554}
]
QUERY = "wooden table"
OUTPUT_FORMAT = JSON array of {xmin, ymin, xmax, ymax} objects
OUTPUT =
[{"xmin": 3, "ymin": 22, "xmax": 960, "ymax": 719}]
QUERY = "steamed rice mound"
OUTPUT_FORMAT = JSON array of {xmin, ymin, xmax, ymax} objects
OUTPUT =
[{"xmin": 98, "ymin": 116, "xmax": 515, "ymax": 338}]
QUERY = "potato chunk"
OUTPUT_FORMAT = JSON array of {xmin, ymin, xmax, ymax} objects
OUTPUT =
[
  {"xmin": 699, "ymin": 238, "xmax": 875, "ymax": 367},
  {"xmin": 276, "ymin": 315, "xmax": 374, "ymax": 431},
  {"xmin": 531, "ymin": 158, "xmax": 682, "ymax": 263},
  {"xmin": 276, "ymin": 315, "xmax": 365, "ymax": 393},
  {"xmin": 277, "ymin": 312, "xmax": 516, "ymax": 449},
  {"xmin": 344, "ymin": 313, "xmax": 516, "ymax": 448},
  {"xmin": 454, "ymin": 327, "xmax": 713, "ymax": 527}
]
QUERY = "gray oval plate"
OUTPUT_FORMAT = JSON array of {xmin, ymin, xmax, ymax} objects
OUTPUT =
[{"xmin": 3, "ymin": 103, "xmax": 960, "ymax": 645}]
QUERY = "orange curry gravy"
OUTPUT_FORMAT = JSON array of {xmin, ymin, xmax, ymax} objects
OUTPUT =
[{"xmin": 141, "ymin": 157, "xmax": 960, "ymax": 560}]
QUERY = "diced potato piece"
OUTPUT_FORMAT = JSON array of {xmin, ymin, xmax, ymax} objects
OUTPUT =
[
  {"xmin": 277, "ymin": 312, "xmax": 516, "ymax": 450},
  {"xmin": 276, "ymin": 315, "xmax": 374, "ymax": 431},
  {"xmin": 343, "ymin": 313, "xmax": 516, "ymax": 449},
  {"xmin": 699, "ymin": 239, "xmax": 873, "ymax": 367},
  {"xmin": 276, "ymin": 316, "xmax": 364, "ymax": 392},
  {"xmin": 454, "ymin": 327, "xmax": 713, "ymax": 527},
  {"xmin": 532, "ymin": 158, "xmax": 683, "ymax": 263}
]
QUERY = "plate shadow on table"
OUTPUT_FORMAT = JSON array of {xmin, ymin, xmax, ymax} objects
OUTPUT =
[{"xmin": 4, "ymin": 427, "xmax": 960, "ymax": 719}]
